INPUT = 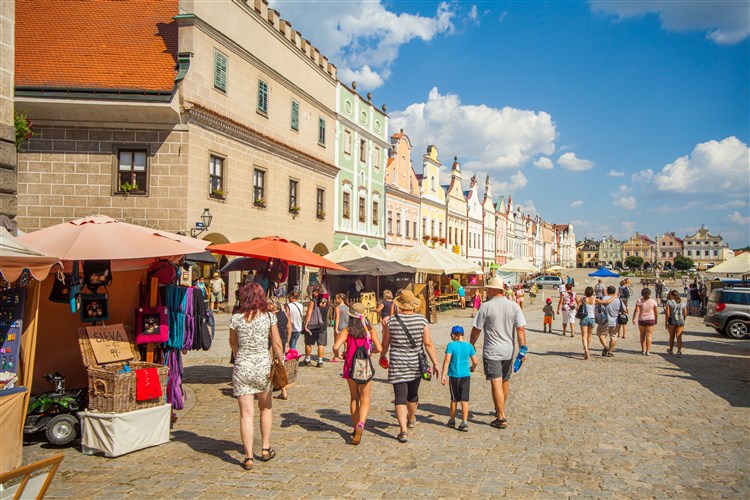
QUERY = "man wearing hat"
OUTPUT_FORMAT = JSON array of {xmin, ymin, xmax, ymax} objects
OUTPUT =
[
  {"xmin": 470, "ymin": 276, "xmax": 527, "ymax": 429},
  {"xmin": 209, "ymin": 272, "xmax": 225, "ymax": 312}
]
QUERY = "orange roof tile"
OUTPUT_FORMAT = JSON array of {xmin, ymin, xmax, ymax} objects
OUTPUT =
[{"xmin": 16, "ymin": 0, "xmax": 178, "ymax": 92}]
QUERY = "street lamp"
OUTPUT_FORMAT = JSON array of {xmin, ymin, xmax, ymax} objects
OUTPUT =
[{"xmin": 190, "ymin": 208, "xmax": 213, "ymax": 238}]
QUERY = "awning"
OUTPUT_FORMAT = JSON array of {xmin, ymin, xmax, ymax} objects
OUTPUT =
[
  {"xmin": 328, "ymin": 257, "xmax": 416, "ymax": 276},
  {"xmin": 0, "ymin": 227, "xmax": 61, "ymax": 281},
  {"xmin": 706, "ymin": 253, "xmax": 750, "ymax": 275}
]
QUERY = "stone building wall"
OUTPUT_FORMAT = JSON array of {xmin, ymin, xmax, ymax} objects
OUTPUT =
[{"xmin": 0, "ymin": 0, "xmax": 16, "ymax": 228}]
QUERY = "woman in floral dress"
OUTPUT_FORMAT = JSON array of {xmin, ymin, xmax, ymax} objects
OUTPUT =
[{"xmin": 229, "ymin": 283, "xmax": 285, "ymax": 470}]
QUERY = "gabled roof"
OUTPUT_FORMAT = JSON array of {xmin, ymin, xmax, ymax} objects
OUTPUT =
[{"xmin": 16, "ymin": 0, "xmax": 179, "ymax": 93}]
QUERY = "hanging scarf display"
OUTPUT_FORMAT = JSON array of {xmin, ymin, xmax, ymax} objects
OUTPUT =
[
  {"xmin": 166, "ymin": 348, "xmax": 184, "ymax": 410},
  {"xmin": 166, "ymin": 285, "xmax": 187, "ymax": 349},
  {"xmin": 183, "ymin": 287, "xmax": 195, "ymax": 351}
]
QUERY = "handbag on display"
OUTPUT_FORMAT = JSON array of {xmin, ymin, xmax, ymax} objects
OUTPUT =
[
  {"xmin": 147, "ymin": 259, "xmax": 177, "ymax": 286},
  {"xmin": 83, "ymin": 259, "xmax": 112, "ymax": 292},
  {"xmin": 79, "ymin": 293, "xmax": 109, "ymax": 323},
  {"xmin": 394, "ymin": 315, "xmax": 431, "ymax": 381},
  {"xmin": 49, "ymin": 271, "xmax": 72, "ymax": 303},
  {"xmin": 136, "ymin": 289, "xmax": 170, "ymax": 345}
]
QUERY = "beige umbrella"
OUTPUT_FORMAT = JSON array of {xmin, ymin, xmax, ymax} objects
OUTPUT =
[
  {"xmin": 706, "ymin": 253, "xmax": 750, "ymax": 275},
  {"xmin": 499, "ymin": 258, "xmax": 540, "ymax": 273},
  {"xmin": 323, "ymin": 244, "xmax": 373, "ymax": 264},
  {"xmin": 546, "ymin": 265, "xmax": 566, "ymax": 272}
]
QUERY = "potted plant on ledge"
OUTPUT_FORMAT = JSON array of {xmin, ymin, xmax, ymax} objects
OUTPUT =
[
  {"xmin": 211, "ymin": 188, "xmax": 227, "ymax": 200},
  {"xmin": 316, "ymin": 210, "xmax": 326, "ymax": 220},
  {"xmin": 119, "ymin": 181, "xmax": 139, "ymax": 196},
  {"xmin": 422, "ymin": 235, "xmax": 431, "ymax": 243},
  {"xmin": 289, "ymin": 205, "xmax": 301, "ymax": 215},
  {"xmin": 254, "ymin": 197, "xmax": 265, "ymax": 208}
]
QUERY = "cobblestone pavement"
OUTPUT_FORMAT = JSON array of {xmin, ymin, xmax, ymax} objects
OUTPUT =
[{"xmin": 23, "ymin": 273, "xmax": 750, "ymax": 498}]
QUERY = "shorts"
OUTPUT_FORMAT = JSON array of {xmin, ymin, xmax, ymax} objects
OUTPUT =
[
  {"xmin": 543, "ymin": 316, "xmax": 553, "ymax": 325},
  {"xmin": 210, "ymin": 291, "xmax": 224, "ymax": 303},
  {"xmin": 393, "ymin": 378, "xmax": 421, "ymax": 405},
  {"xmin": 638, "ymin": 320, "xmax": 656, "ymax": 327},
  {"xmin": 483, "ymin": 357, "xmax": 513, "ymax": 381},
  {"xmin": 304, "ymin": 327, "xmax": 327, "ymax": 346},
  {"xmin": 597, "ymin": 324, "xmax": 617, "ymax": 337},
  {"xmin": 561, "ymin": 310, "xmax": 575, "ymax": 325},
  {"xmin": 580, "ymin": 317, "xmax": 595, "ymax": 327},
  {"xmin": 449, "ymin": 376, "xmax": 471, "ymax": 402}
]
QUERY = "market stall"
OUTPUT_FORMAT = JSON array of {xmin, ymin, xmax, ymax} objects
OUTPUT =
[
  {"xmin": 16, "ymin": 216, "xmax": 210, "ymax": 457},
  {"xmin": 0, "ymin": 227, "xmax": 61, "ymax": 474}
]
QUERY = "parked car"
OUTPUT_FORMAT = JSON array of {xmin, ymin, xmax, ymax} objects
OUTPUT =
[
  {"xmin": 525, "ymin": 275, "xmax": 564, "ymax": 290},
  {"xmin": 704, "ymin": 287, "xmax": 750, "ymax": 339}
]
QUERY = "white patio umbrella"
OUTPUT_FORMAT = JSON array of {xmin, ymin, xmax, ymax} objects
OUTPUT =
[
  {"xmin": 368, "ymin": 243, "xmax": 395, "ymax": 261},
  {"xmin": 499, "ymin": 258, "xmax": 540, "ymax": 273},
  {"xmin": 324, "ymin": 244, "xmax": 373, "ymax": 264},
  {"xmin": 705, "ymin": 253, "xmax": 750, "ymax": 275}
]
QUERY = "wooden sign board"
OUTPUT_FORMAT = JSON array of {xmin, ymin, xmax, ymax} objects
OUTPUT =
[{"xmin": 84, "ymin": 324, "xmax": 135, "ymax": 364}]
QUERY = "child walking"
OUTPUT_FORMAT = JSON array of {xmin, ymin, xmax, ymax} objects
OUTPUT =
[
  {"xmin": 543, "ymin": 298, "xmax": 555, "ymax": 333},
  {"xmin": 471, "ymin": 289, "xmax": 481, "ymax": 318},
  {"xmin": 441, "ymin": 326, "xmax": 478, "ymax": 432}
]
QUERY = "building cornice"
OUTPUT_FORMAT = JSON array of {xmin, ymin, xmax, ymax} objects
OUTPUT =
[
  {"xmin": 385, "ymin": 185, "xmax": 421, "ymax": 204},
  {"xmin": 186, "ymin": 102, "xmax": 338, "ymax": 178},
  {"xmin": 336, "ymin": 114, "xmax": 389, "ymax": 147}
]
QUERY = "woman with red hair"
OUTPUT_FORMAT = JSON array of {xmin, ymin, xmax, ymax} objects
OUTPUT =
[{"xmin": 229, "ymin": 283, "xmax": 285, "ymax": 470}]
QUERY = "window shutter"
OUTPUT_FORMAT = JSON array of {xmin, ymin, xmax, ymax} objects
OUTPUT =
[
  {"xmin": 214, "ymin": 52, "xmax": 227, "ymax": 91},
  {"xmin": 258, "ymin": 81, "xmax": 268, "ymax": 113},
  {"xmin": 318, "ymin": 118, "xmax": 326, "ymax": 144},
  {"xmin": 291, "ymin": 101, "xmax": 299, "ymax": 130}
]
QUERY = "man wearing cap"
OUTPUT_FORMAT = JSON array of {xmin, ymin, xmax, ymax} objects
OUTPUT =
[
  {"xmin": 470, "ymin": 276, "xmax": 527, "ymax": 429},
  {"xmin": 209, "ymin": 272, "xmax": 225, "ymax": 312}
]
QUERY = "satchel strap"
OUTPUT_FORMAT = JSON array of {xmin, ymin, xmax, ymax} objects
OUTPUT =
[{"xmin": 394, "ymin": 314, "xmax": 418, "ymax": 349}]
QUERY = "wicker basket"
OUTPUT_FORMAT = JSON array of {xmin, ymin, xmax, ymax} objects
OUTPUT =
[
  {"xmin": 87, "ymin": 361, "xmax": 168, "ymax": 413},
  {"xmin": 285, "ymin": 358, "xmax": 299, "ymax": 385},
  {"xmin": 77, "ymin": 326, "xmax": 140, "ymax": 368}
]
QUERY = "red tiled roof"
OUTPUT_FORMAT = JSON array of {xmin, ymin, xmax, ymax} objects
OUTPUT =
[{"xmin": 16, "ymin": 0, "xmax": 179, "ymax": 92}]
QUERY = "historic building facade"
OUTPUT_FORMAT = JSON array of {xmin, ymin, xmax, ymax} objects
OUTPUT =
[
  {"xmin": 0, "ymin": 0, "xmax": 16, "ymax": 232},
  {"xmin": 333, "ymin": 83, "xmax": 387, "ymax": 249},
  {"xmin": 683, "ymin": 226, "xmax": 734, "ymax": 270},
  {"xmin": 445, "ymin": 156, "xmax": 467, "ymax": 257},
  {"xmin": 494, "ymin": 196, "xmax": 509, "ymax": 265},
  {"xmin": 384, "ymin": 131, "xmax": 421, "ymax": 250},
  {"xmin": 598, "ymin": 235, "xmax": 623, "ymax": 268},
  {"xmin": 623, "ymin": 233, "xmax": 657, "ymax": 267},
  {"xmin": 417, "ymin": 146, "xmax": 447, "ymax": 248},
  {"xmin": 481, "ymin": 176, "xmax": 496, "ymax": 271},
  {"xmin": 656, "ymin": 232, "xmax": 684, "ymax": 269},
  {"xmin": 577, "ymin": 239, "xmax": 599, "ymax": 268},
  {"xmin": 15, "ymin": 0, "xmax": 338, "ymax": 273},
  {"xmin": 465, "ymin": 175, "xmax": 484, "ymax": 267}
]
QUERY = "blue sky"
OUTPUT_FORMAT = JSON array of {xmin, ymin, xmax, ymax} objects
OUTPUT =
[{"xmin": 271, "ymin": 1, "xmax": 750, "ymax": 247}]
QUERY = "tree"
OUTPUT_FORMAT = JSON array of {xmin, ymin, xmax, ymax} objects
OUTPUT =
[
  {"xmin": 673, "ymin": 255, "xmax": 694, "ymax": 271},
  {"xmin": 625, "ymin": 256, "xmax": 644, "ymax": 270}
]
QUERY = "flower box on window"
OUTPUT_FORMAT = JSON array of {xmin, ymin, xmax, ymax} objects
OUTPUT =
[
  {"xmin": 211, "ymin": 188, "xmax": 227, "ymax": 199},
  {"xmin": 316, "ymin": 210, "xmax": 326, "ymax": 220},
  {"xmin": 254, "ymin": 198, "xmax": 266, "ymax": 208},
  {"xmin": 119, "ymin": 181, "xmax": 140, "ymax": 196},
  {"xmin": 289, "ymin": 206, "xmax": 300, "ymax": 215},
  {"xmin": 422, "ymin": 235, "xmax": 430, "ymax": 242}
]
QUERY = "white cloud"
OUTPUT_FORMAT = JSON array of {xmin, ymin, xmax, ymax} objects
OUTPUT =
[
  {"xmin": 612, "ymin": 185, "xmax": 637, "ymax": 209},
  {"xmin": 494, "ymin": 170, "xmax": 528, "ymax": 194},
  {"xmin": 557, "ymin": 152, "xmax": 594, "ymax": 171},
  {"xmin": 337, "ymin": 65, "xmax": 384, "ymax": 91},
  {"xmin": 608, "ymin": 169, "xmax": 625, "ymax": 177},
  {"xmin": 533, "ymin": 157, "xmax": 553, "ymax": 170},
  {"xmin": 570, "ymin": 200, "xmax": 583, "ymax": 208},
  {"xmin": 631, "ymin": 169, "xmax": 654, "ymax": 183},
  {"xmin": 498, "ymin": 11, "xmax": 508, "ymax": 23},
  {"xmin": 728, "ymin": 211, "xmax": 750, "ymax": 226},
  {"xmin": 269, "ymin": 1, "xmax": 455, "ymax": 90},
  {"xmin": 590, "ymin": 0, "xmax": 750, "ymax": 44},
  {"xmin": 518, "ymin": 200, "xmax": 538, "ymax": 217},
  {"xmin": 621, "ymin": 221, "xmax": 636, "ymax": 237},
  {"xmin": 391, "ymin": 87, "xmax": 557, "ymax": 170},
  {"xmin": 707, "ymin": 200, "xmax": 749, "ymax": 210},
  {"xmin": 652, "ymin": 136, "xmax": 750, "ymax": 194},
  {"xmin": 469, "ymin": 5, "xmax": 478, "ymax": 22}
]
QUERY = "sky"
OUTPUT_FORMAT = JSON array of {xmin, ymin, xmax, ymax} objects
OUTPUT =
[{"xmin": 270, "ymin": 0, "xmax": 750, "ymax": 248}]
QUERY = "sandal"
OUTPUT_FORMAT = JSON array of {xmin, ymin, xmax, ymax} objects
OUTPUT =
[
  {"xmin": 351, "ymin": 423, "xmax": 364, "ymax": 446},
  {"xmin": 274, "ymin": 394, "xmax": 288, "ymax": 400},
  {"xmin": 242, "ymin": 457, "xmax": 253, "ymax": 470},
  {"xmin": 407, "ymin": 420, "xmax": 416, "ymax": 429},
  {"xmin": 260, "ymin": 448, "xmax": 276, "ymax": 462},
  {"xmin": 490, "ymin": 418, "xmax": 508, "ymax": 429},
  {"xmin": 397, "ymin": 431, "xmax": 408, "ymax": 443}
]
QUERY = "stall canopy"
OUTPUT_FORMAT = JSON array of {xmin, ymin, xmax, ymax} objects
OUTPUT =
[
  {"xmin": 368, "ymin": 244, "xmax": 395, "ymax": 261},
  {"xmin": 546, "ymin": 265, "xmax": 566, "ymax": 272},
  {"xmin": 499, "ymin": 258, "xmax": 540, "ymax": 273},
  {"xmin": 209, "ymin": 236, "xmax": 347, "ymax": 271},
  {"xmin": 324, "ymin": 244, "xmax": 374, "ymax": 264},
  {"xmin": 706, "ymin": 253, "xmax": 750, "ymax": 275},
  {"xmin": 432, "ymin": 246, "xmax": 482, "ymax": 274},
  {"xmin": 328, "ymin": 257, "xmax": 415, "ymax": 276},
  {"xmin": 394, "ymin": 244, "xmax": 473, "ymax": 275},
  {"xmin": 17, "ymin": 215, "xmax": 209, "ymax": 269},
  {"xmin": 0, "ymin": 227, "xmax": 61, "ymax": 282},
  {"xmin": 588, "ymin": 267, "xmax": 621, "ymax": 278}
]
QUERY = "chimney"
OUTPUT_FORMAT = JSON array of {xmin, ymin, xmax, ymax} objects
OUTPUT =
[{"xmin": 352, "ymin": 81, "xmax": 357, "ymax": 91}]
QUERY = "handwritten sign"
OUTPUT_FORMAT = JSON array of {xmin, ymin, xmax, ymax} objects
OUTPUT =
[{"xmin": 85, "ymin": 324, "xmax": 134, "ymax": 364}]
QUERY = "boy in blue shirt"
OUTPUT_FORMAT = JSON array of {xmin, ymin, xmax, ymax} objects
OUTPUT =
[{"xmin": 441, "ymin": 325, "xmax": 478, "ymax": 431}]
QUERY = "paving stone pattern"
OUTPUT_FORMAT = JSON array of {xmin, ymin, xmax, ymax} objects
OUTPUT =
[{"xmin": 24, "ymin": 275, "xmax": 750, "ymax": 498}]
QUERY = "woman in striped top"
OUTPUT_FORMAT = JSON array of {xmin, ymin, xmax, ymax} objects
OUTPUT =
[{"xmin": 380, "ymin": 289, "xmax": 440, "ymax": 443}]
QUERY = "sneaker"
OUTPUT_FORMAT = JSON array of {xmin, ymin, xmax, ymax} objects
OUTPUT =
[
  {"xmin": 667, "ymin": 348, "xmax": 673, "ymax": 354},
  {"xmin": 317, "ymin": 361, "xmax": 324, "ymax": 368},
  {"xmin": 446, "ymin": 418, "xmax": 456, "ymax": 428},
  {"xmin": 300, "ymin": 359, "xmax": 311, "ymax": 367},
  {"xmin": 457, "ymin": 421, "xmax": 469, "ymax": 432},
  {"xmin": 677, "ymin": 351, "xmax": 682, "ymax": 357},
  {"xmin": 602, "ymin": 347, "xmax": 608, "ymax": 357},
  {"xmin": 645, "ymin": 352, "xmax": 650, "ymax": 356}
]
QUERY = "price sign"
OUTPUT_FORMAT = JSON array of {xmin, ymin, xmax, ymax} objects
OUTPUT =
[{"xmin": 84, "ymin": 324, "xmax": 134, "ymax": 364}]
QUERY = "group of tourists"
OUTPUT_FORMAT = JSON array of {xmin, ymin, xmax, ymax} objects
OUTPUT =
[
  {"xmin": 226, "ymin": 276, "xmax": 527, "ymax": 470},
  {"xmin": 554, "ymin": 278, "xmax": 687, "ymax": 359}
]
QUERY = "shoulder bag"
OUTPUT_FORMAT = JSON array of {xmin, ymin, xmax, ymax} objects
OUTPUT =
[
  {"xmin": 268, "ymin": 313, "xmax": 288, "ymax": 390},
  {"xmin": 136, "ymin": 288, "xmax": 170, "ymax": 345},
  {"xmin": 575, "ymin": 299, "xmax": 588, "ymax": 320},
  {"xmin": 617, "ymin": 299, "xmax": 629, "ymax": 325},
  {"xmin": 394, "ymin": 315, "xmax": 431, "ymax": 381}
]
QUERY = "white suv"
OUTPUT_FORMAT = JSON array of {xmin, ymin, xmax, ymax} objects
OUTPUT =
[{"xmin": 527, "ymin": 275, "xmax": 564, "ymax": 290}]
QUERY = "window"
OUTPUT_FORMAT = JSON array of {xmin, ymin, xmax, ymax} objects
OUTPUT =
[
  {"xmin": 439, "ymin": 222, "xmax": 443, "ymax": 238},
  {"xmin": 455, "ymin": 228, "xmax": 458, "ymax": 245},
  {"xmin": 117, "ymin": 149, "xmax": 147, "ymax": 194},
  {"xmin": 318, "ymin": 118, "xmax": 326, "ymax": 145},
  {"xmin": 373, "ymin": 146, "xmax": 381, "ymax": 168},
  {"xmin": 460, "ymin": 229, "xmax": 464, "ymax": 244},
  {"xmin": 214, "ymin": 50, "xmax": 227, "ymax": 92},
  {"xmin": 253, "ymin": 168, "xmax": 265, "ymax": 203},
  {"xmin": 344, "ymin": 129, "xmax": 352, "ymax": 155},
  {"xmin": 209, "ymin": 155, "xmax": 224, "ymax": 197},
  {"xmin": 448, "ymin": 227, "xmax": 452, "ymax": 244},
  {"xmin": 396, "ymin": 213, "xmax": 401, "ymax": 235},
  {"xmin": 342, "ymin": 192, "xmax": 351, "ymax": 219},
  {"xmin": 687, "ymin": 250, "xmax": 692, "ymax": 256},
  {"xmin": 431, "ymin": 220, "xmax": 435, "ymax": 237},
  {"xmin": 289, "ymin": 179, "xmax": 298, "ymax": 211},
  {"xmin": 413, "ymin": 222, "xmax": 417, "ymax": 239},
  {"xmin": 713, "ymin": 250, "xmax": 718, "ymax": 256},
  {"xmin": 373, "ymin": 200, "xmax": 379, "ymax": 225},
  {"xmin": 704, "ymin": 250, "xmax": 710, "ymax": 256},
  {"xmin": 359, "ymin": 139, "xmax": 367, "ymax": 163},
  {"xmin": 257, "ymin": 80, "xmax": 268, "ymax": 114},
  {"xmin": 316, "ymin": 188, "xmax": 325, "ymax": 217},
  {"xmin": 422, "ymin": 218, "xmax": 427, "ymax": 236},
  {"xmin": 359, "ymin": 196, "xmax": 366, "ymax": 222},
  {"xmin": 406, "ymin": 219, "xmax": 410, "ymax": 238},
  {"xmin": 290, "ymin": 100, "xmax": 299, "ymax": 131},
  {"xmin": 387, "ymin": 211, "xmax": 393, "ymax": 234}
]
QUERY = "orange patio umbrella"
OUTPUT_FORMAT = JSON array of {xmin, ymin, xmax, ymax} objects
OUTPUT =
[
  {"xmin": 208, "ymin": 236, "xmax": 348, "ymax": 271},
  {"xmin": 17, "ymin": 215, "xmax": 209, "ymax": 266}
]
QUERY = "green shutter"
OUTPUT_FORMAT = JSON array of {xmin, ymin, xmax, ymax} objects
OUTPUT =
[
  {"xmin": 214, "ymin": 51, "xmax": 227, "ymax": 91},
  {"xmin": 291, "ymin": 101, "xmax": 299, "ymax": 131},
  {"xmin": 258, "ymin": 80, "xmax": 268, "ymax": 113},
  {"xmin": 318, "ymin": 118, "xmax": 325, "ymax": 145}
]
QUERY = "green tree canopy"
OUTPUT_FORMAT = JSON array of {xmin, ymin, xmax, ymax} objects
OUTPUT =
[
  {"xmin": 673, "ymin": 255, "xmax": 694, "ymax": 271},
  {"xmin": 625, "ymin": 256, "xmax": 644, "ymax": 270}
]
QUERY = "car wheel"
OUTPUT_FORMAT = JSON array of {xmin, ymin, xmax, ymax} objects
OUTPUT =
[
  {"xmin": 725, "ymin": 319, "xmax": 749, "ymax": 339},
  {"xmin": 553, "ymin": 284, "xmax": 559, "ymax": 290},
  {"xmin": 46, "ymin": 414, "xmax": 78, "ymax": 446}
]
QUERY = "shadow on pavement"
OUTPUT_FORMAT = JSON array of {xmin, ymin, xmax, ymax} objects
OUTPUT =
[
  {"xmin": 183, "ymin": 364, "xmax": 233, "ymax": 384},
  {"xmin": 315, "ymin": 408, "xmax": 395, "ymax": 441},
  {"xmin": 171, "ymin": 429, "xmax": 244, "ymax": 466},
  {"xmin": 280, "ymin": 411, "xmax": 352, "ymax": 441}
]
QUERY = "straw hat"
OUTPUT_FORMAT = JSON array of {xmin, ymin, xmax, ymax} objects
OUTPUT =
[
  {"xmin": 485, "ymin": 277, "xmax": 505, "ymax": 289},
  {"xmin": 349, "ymin": 302, "xmax": 367, "ymax": 317},
  {"xmin": 393, "ymin": 289, "xmax": 421, "ymax": 310},
  {"xmin": 213, "ymin": 272, "xmax": 219, "ymax": 278}
]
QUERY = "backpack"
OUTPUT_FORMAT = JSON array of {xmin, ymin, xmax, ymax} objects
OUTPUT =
[
  {"xmin": 620, "ymin": 286, "xmax": 630, "ymax": 300},
  {"xmin": 671, "ymin": 301, "xmax": 685, "ymax": 326},
  {"xmin": 595, "ymin": 303, "xmax": 608, "ymax": 325},
  {"xmin": 349, "ymin": 337, "xmax": 374, "ymax": 384}
]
